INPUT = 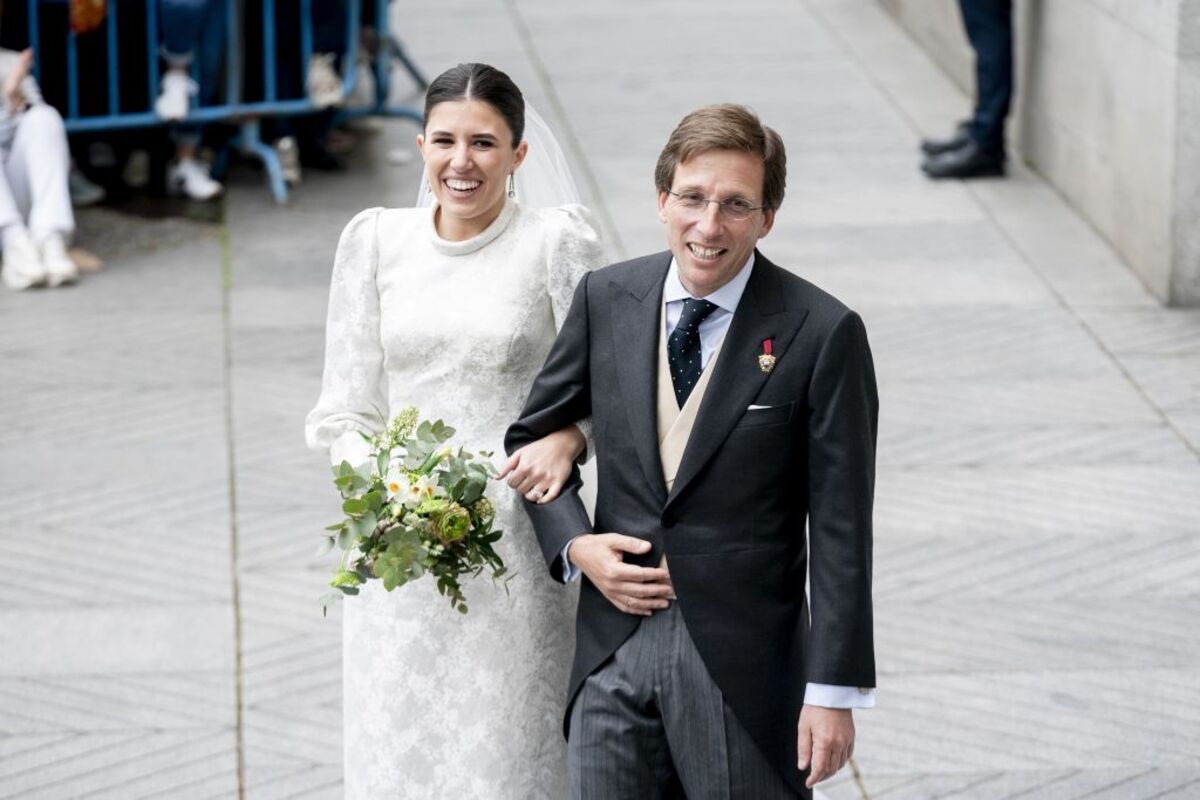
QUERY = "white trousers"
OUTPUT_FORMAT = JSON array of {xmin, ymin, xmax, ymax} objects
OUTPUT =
[{"xmin": 0, "ymin": 104, "xmax": 74, "ymax": 247}]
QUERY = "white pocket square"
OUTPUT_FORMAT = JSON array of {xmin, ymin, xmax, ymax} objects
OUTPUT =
[{"xmin": 747, "ymin": 404, "xmax": 775, "ymax": 410}]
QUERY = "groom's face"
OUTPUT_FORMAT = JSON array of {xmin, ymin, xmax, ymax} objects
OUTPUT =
[{"xmin": 657, "ymin": 149, "xmax": 776, "ymax": 298}]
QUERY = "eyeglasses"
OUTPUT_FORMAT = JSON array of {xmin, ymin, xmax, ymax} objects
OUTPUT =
[{"xmin": 665, "ymin": 190, "xmax": 766, "ymax": 221}]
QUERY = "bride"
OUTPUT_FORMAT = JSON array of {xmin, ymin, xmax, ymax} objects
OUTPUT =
[{"xmin": 304, "ymin": 63, "xmax": 605, "ymax": 797}]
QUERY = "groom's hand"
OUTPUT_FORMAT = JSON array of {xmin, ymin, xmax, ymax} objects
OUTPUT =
[
  {"xmin": 568, "ymin": 534, "xmax": 674, "ymax": 616},
  {"xmin": 797, "ymin": 705, "xmax": 855, "ymax": 788}
]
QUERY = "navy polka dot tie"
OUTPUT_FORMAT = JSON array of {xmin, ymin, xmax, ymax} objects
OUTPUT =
[{"xmin": 668, "ymin": 298, "xmax": 719, "ymax": 408}]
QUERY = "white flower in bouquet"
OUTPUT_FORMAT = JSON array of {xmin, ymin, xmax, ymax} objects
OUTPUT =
[{"xmin": 384, "ymin": 465, "xmax": 411, "ymax": 501}]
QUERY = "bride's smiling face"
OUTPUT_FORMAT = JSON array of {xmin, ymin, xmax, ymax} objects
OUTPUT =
[{"xmin": 418, "ymin": 100, "xmax": 528, "ymax": 239}]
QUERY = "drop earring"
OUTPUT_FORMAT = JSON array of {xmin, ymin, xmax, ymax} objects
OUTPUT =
[{"xmin": 507, "ymin": 174, "xmax": 516, "ymax": 199}]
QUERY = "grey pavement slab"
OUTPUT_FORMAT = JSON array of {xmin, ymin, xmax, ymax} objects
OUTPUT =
[{"xmin": 1, "ymin": 0, "xmax": 1198, "ymax": 797}]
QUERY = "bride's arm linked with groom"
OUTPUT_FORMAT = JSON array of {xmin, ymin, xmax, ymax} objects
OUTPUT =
[{"xmin": 310, "ymin": 56, "xmax": 875, "ymax": 797}]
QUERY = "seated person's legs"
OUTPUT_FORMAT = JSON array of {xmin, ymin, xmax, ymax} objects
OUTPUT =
[{"xmin": 2, "ymin": 104, "xmax": 78, "ymax": 289}]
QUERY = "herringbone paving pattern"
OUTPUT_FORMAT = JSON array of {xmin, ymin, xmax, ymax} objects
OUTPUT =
[{"xmin": 2, "ymin": 0, "xmax": 1198, "ymax": 798}]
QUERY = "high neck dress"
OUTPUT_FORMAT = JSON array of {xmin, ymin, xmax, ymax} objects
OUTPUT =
[{"xmin": 306, "ymin": 198, "xmax": 605, "ymax": 798}]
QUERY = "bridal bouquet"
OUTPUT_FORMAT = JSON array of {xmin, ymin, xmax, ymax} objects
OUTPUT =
[{"xmin": 318, "ymin": 407, "xmax": 507, "ymax": 615}]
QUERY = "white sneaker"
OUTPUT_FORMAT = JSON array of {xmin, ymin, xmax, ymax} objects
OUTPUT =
[
  {"xmin": 2, "ymin": 226, "xmax": 47, "ymax": 291},
  {"xmin": 307, "ymin": 53, "xmax": 344, "ymax": 109},
  {"xmin": 167, "ymin": 157, "xmax": 223, "ymax": 201},
  {"xmin": 40, "ymin": 233, "xmax": 79, "ymax": 288},
  {"xmin": 275, "ymin": 135, "xmax": 302, "ymax": 184},
  {"xmin": 155, "ymin": 70, "xmax": 197, "ymax": 121}
]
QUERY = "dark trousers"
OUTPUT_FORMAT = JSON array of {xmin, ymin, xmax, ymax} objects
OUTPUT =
[
  {"xmin": 568, "ymin": 603, "xmax": 803, "ymax": 799},
  {"xmin": 959, "ymin": 0, "xmax": 1013, "ymax": 154}
]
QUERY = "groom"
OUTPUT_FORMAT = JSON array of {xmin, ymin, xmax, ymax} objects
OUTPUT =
[{"xmin": 506, "ymin": 104, "xmax": 877, "ymax": 797}]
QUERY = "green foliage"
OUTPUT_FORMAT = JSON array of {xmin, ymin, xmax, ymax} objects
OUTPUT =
[
  {"xmin": 347, "ymin": 511, "xmax": 377, "ymax": 541},
  {"xmin": 316, "ymin": 407, "xmax": 509, "ymax": 615},
  {"xmin": 342, "ymin": 497, "xmax": 369, "ymax": 516},
  {"xmin": 331, "ymin": 570, "xmax": 364, "ymax": 592},
  {"xmin": 319, "ymin": 592, "xmax": 341, "ymax": 617}
]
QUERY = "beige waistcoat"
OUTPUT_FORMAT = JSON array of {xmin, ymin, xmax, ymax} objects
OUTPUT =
[{"xmin": 656, "ymin": 306, "xmax": 723, "ymax": 565}]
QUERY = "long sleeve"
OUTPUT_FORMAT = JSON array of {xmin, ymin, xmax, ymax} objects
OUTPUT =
[
  {"xmin": 545, "ymin": 204, "xmax": 607, "ymax": 459},
  {"xmin": 805, "ymin": 310, "xmax": 879, "ymax": 688},
  {"xmin": 505, "ymin": 272, "xmax": 596, "ymax": 579},
  {"xmin": 304, "ymin": 208, "xmax": 388, "ymax": 467}
]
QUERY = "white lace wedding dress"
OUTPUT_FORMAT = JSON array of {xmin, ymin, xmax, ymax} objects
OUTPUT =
[{"xmin": 305, "ymin": 198, "xmax": 605, "ymax": 798}]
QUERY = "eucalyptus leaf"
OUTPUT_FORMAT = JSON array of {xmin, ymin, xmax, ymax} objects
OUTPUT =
[
  {"xmin": 342, "ymin": 497, "xmax": 369, "ymax": 516},
  {"xmin": 315, "ymin": 536, "xmax": 336, "ymax": 557},
  {"xmin": 318, "ymin": 592, "xmax": 341, "ymax": 616},
  {"xmin": 460, "ymin": 478, "xmax": 485, "ymax": 506},
  {"xmin": 349, "ymin": 511, "xmax": 377, "ymax": 540}
]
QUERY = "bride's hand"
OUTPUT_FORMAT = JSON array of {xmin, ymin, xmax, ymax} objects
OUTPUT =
[{"xmin": 499, "ymin": 425, "xmax": 586, "ymax": 504}]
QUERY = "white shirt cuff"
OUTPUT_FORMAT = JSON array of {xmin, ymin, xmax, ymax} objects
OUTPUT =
[
  {"xmin": 560, "ymin": 537, "xmax": 584, "ymax": 582},
  {"xmin": 804, "ymin": 683, "xmax": 876, "ymax": 709}
]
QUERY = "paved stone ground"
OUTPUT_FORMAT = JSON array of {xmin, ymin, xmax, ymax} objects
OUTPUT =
[{"xmin": 2, "ymin": 0, "xmax": 1198, "ymax": 798}]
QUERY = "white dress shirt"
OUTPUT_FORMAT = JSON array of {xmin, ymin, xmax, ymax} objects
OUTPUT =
[{"xmin": 560, "ymin": 255, "xmax": 874, "ymax": 709}]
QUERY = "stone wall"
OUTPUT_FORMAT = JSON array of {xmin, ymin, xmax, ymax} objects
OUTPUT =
[{"xmin": 880, "ymin": 0, "xmax": 1200, "ymax": 306}]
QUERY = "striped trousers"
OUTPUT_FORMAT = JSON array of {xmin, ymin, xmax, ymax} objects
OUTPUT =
[{"xmin": 567, "ymin": 602, "xmax": 804, "ymax": 799}]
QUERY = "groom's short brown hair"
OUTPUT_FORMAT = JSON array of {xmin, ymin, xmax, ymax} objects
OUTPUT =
[{"xmin": 654, "ymin": 104, "xmax": 787, "ymax": 210}]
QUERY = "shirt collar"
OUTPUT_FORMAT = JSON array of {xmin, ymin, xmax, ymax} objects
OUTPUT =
[{"xmin": 662, "ymin": 252, "xmax": 756, "ymax": 314}]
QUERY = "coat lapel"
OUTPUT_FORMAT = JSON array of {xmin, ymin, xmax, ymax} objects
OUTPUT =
[
  {"xmin": 610, "ymin": 252, "xmax": 672, "ymax": 504},
  {"xmin": 665, "ymin": 253, "xmax": 810, "ymax": 510}
]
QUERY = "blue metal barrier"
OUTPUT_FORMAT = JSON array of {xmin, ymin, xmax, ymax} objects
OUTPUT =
[
  {"xmin": 29, "ymin": 0, "xmax": 426, "ymax": 202},
  {"xmin": 337, "ymin": 0, "xmax": 427, "ymax": 123}
]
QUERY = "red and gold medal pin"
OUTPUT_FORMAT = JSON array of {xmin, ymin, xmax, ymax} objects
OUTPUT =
[{"xmin": 758, "ymin": 338, "xmax": 776, "ymax": 373}]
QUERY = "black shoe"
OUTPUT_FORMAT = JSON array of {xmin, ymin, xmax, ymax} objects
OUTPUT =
[
  {"xmin": 921, "ymin": 140, "xmax": 1006, "ymax": 179},
  {"xmin": 920, "ymin": 121, "xmax": 971, "ymax": 156}
]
